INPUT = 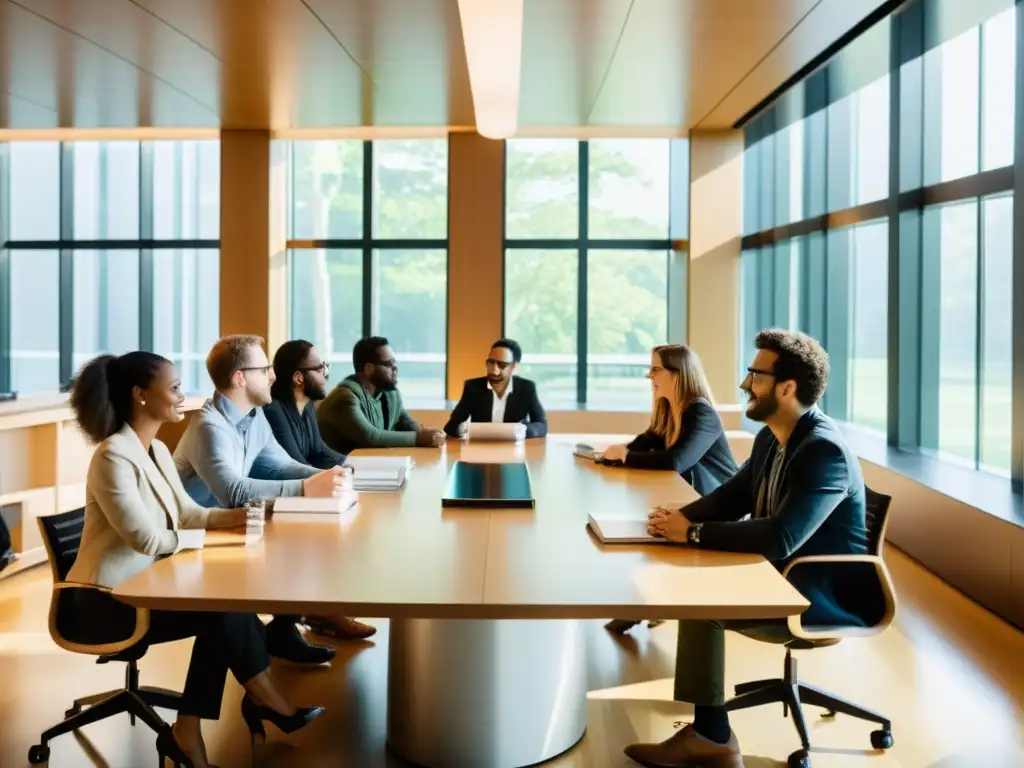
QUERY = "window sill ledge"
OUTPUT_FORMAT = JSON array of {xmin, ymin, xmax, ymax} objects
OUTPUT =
[{"xmin": 835, "ymin": 424, "xmax": 1024, "ymax": 530}]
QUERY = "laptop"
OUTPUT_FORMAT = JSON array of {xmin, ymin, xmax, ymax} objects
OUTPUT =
[{"xmin": 468, "ymin": 422, "xmax": 527, "ymax": 443}]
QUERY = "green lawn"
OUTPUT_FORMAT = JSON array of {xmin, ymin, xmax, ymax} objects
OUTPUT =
[{"xmin": 846, "ymin": 357, "xmax": 1011, "ymax": 475}]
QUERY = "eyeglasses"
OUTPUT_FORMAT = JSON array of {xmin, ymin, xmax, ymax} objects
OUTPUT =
[
  {"xmin": 745, "ymin": 367, "xmax": 776, "ymax": 383},
  {"xmin": 240, "ymin": 365, "xmax": 272, "ymax": 376},
  {"xmin": 299, "ymin": 362, "xmax": 329, "ymax": 376},
  {"xmin": 486, "ymin": 358, "xmax": 513, "ymax": 370}
]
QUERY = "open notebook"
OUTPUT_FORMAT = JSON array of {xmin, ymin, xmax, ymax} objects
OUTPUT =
[{"xmin": 586, "ymin": 514, "xmax": 660, "ymax": 545}]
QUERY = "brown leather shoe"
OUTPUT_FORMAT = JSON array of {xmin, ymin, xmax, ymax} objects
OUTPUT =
[
  {"xmin": 306, "ymin": 616, "xmax": 377, "ymax": 641},
  {"xmin": 624, "ymin": 724, "xmax": 743, "ymax": 767}
]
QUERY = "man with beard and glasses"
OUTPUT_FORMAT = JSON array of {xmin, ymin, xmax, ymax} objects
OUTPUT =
[
  {"xmin": 623, "ymin": 329, "xmax": 871, "ymax": 768},
  {"xmin": 263, "ymin": 339, "xmax": 377, "ymax": 641},
  {"xmin": 443, "ymin": 338, "xmax": 547, "ymax": 439},
  {"xmin": 173, "ymin": 335, "xmax": 348, "ymax": 665},
  {"xmin": 265, "ymin": 340, "xmax": 348, "ymax": 469},
  {"xmin": 317, "ymin": 336, "xmax": 445, "ymax": 455}
]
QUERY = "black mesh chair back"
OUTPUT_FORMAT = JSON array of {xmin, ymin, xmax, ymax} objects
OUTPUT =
[
  {"xmin": 864, "ymin": 487, "xmax": 892, "ymax": 557},
  {"xmin": 38, "ymin": 508, "xmax": 86, "ymax": 581}
]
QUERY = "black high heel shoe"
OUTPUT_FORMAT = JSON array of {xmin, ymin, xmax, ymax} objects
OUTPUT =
[
  {"xmin": 241, "ymin": 695, "xmax": 324, "ymax": 759},
  {"xmin": 155, "ymin": 728, "xmax": 195, "ymax": 768}
]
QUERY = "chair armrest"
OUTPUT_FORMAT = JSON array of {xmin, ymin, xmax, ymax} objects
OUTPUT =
[
  {"xmin": 53, "ymin": 581, "xmax": 112, "ymax": 592},
  {"xmin": 781, "ymin": 555, "xmax": 898, "ymax": 642},
  {"xmin": 48, "ymin": 582, "xmax": 151, "ymax": 655},
  {"xmin": 781, "ymin": 554, "xmax": 885, "ymax": 577}
]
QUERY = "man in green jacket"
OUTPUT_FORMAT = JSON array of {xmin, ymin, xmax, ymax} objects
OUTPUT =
[{"xmin": 317, "ymin": 336, "xmax": 446, "ymax": 454}]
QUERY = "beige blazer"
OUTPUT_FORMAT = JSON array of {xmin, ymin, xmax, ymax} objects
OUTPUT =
[{"xmin": 67, "ymin": 423, "xmax": 212, "ymax": 589}]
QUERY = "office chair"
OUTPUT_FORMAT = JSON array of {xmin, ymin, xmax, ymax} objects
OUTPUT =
[
  {"xmin": 28, "ymin": 508, "xmax": 182, "ymax": 764},
  {"xmin": 725, "ymin": 487, "xmax": 897, "ymax": 768}
]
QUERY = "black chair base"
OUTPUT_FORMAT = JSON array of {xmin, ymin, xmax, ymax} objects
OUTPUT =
[
  {"xmin": 66, "ymin": 685, "xmax": 183, "ymax": 719},
  {"xmin": 29, "ymin": 691, "xmax": 167, "ymax": 764},
  {"xmin": 725, "ymin": 650, "xmax": 893, "ymax": 768},
  {"xmin": 29, "ymin": 659, "xmax": 182, "ymax": 764}
]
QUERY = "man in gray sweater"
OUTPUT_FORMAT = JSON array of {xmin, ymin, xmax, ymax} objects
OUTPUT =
[
  {"xmin": 174, "ymin": 334, "xmax": 348, "ymax": 665},
  {"xmin": 317, "ymin": 336, "xmax": 445, "ymax": 455}
]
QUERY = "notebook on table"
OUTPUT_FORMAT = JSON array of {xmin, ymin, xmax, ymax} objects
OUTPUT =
[
  {"xmin": 442, "ymin": 461, "xmax": 534, "ymax": 508},
  {"xmin": 272, "ymin": 492, "xmax": 359, "ymax": 514},
  {"xmin": 586, "ymin": 514, "xmax": 660, "ymax": 544}
]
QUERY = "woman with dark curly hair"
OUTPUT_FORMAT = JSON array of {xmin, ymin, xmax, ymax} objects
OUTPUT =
[{"xmin": 67, "ymin": 352, "xmax": 323, "ymax": 767}]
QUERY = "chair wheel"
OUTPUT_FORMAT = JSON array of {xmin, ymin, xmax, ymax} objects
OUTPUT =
[
  {"xmin": 788, "ymin": 749, "xmax": 811, "ymax": 768},
  {"xmin": 871, "ymin": 729, "xmax": 894, "ymax": 749},
  {"xmin": 821, "ymin": 709, "xmax": 836, "ymax": 718},
  {"xmin": 28, "ymin": 743, "xmax": 50, "ymax": 764},
  {"xmin": 65, "ymin": 706, "xmax": 79, "ymax": 718}
]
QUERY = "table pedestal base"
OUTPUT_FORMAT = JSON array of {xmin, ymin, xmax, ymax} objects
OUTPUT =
[{"xmin": 387, "ymin": 618, "xmax": 588, "ymax": 767}]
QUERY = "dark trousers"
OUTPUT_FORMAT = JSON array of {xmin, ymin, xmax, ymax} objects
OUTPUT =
[
  {"xmin": 673, "ymin": 619, "xmax": 791, "ymax": 706},
  {"xmin": 67, "ymin": 589, "xmax": 270, "ymax": 720},
  {"xmin": 144, "ymin": 610, "xmax": 270, "ymax": 719}
]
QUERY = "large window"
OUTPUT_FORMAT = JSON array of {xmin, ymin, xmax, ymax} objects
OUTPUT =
[
  {"xmin": 0, "ymin": 140, "xmax": 221, "ymax": 395},
  {"xmin": 980, "ymin": 194, "xmax": 1013, "ymax": 473},
  {"xmin": 8, "ymin": 250, "xmax": 59, "ymax": 394},
  {"xmin": 503, "ymin": 139, "xmax": 685, "ymax": 407},
  {"xmin": 740, "ymin": 0, "xmax": 1015, "ymax": 480},
  {"xmin": 152, "ymin": 248, "xmax": 221, "ymax": 396},
  {"xmin": 72, "ymin": 250, "xmax": 141, "ymax": 373},
  {"xmin": 287, "ymin": 140, "xmax": 449, "ymax": 400},
  {"xmin": 844, "ymin": 222, "xmax": 889, "ymax": 432}
]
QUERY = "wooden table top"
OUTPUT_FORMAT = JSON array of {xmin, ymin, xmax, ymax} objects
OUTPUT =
[{"xmin": 114, "ymin": 436, "xmax": 809, "ymax": 620}]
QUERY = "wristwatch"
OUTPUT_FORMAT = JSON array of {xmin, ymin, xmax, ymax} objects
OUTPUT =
[{"xmin": 686, "ymin": 522, "xmax": 703, "ymax": 545}]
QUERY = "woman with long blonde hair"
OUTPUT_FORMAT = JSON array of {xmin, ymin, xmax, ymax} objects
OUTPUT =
[
  {"xmin": 603, "ymin": 344, "xmax": 737, "ymax": 490},
  {"xmin": 603, "ymin": 345, "xmax": 739, "ymax": 635}
]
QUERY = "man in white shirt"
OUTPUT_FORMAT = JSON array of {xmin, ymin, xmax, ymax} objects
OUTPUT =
[{"xmin": 443, "ymin": 339, "xmax": 548, "ymax": 439}]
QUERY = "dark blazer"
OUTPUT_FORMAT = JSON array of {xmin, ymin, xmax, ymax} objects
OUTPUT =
[
  {"xmin": 625, "ymin": 398, "xmax": 738, "ymax": 495},
  {"xmin": 264, "ymin": 398, "xmax": 347, "ymax": 470},
  {"xmin": 444, "ymin": 376, "xmax": 548, "ymax": 438},
  {"xmin": 684, "ymin": 407, "xmax": 872, "ymax": 628}
]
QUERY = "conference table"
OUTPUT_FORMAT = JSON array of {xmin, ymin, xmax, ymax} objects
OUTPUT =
[{"xmin": 115, "ymin": 435, "xmax": 808, "ymax": 768}]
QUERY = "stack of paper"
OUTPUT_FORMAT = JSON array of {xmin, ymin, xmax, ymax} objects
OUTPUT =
[
  {"xmin": 586, "ymin": 514, "xmax": 659, "ymax": 545},
  {"xmin": 344, "ymin": 456, "xmax": 412, "ymax": 491},
  {"xmin": 273, "ymin": 492, "xmax": 359, "ymax": 514},
  {"xmin": 351, "ymin": 469, "xmax": 407, "ymax": 490}
]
